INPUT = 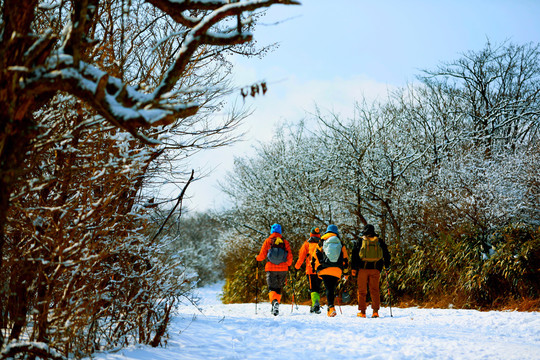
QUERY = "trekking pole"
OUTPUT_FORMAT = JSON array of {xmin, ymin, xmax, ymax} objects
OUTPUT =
[
  {"xmin": 289, "ymin": 271, "xmax": 298, "ymax": 312},
  {"xmin": 289, "ymin": 273, "xmax": 294, "ymax": 314},
  {"xmin": 384, "ymin": 268, "xmax": 393, "ymax": 317},
  {"xmin": 255, "ymin": 261, "xmax": 259, "ymax": 315},
  {"xmin": 337, "ymin": 277, "xmax": 346, "ymax": 314}
]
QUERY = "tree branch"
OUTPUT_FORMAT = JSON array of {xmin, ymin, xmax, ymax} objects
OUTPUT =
[
  {"xmin": 153, "ymin": 0, "xmax": 300, "ymax": 97},
  {"xmin": 149, "ymin": 169, "xmax": 195, "ymax": 246}
]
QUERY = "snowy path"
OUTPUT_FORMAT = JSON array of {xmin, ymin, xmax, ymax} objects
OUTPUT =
[{"xmin": 92, "ymin": 282, "xmax": 540, "ymax": 359}]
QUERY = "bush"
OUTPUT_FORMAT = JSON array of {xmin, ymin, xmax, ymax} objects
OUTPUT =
[
  {"xmin": 480, "ymin": 224, "xmax": 540, "ymax": 304},
  {"xmin": 394, "ymin": 224, "xmax": 539, "ymax": 309}
]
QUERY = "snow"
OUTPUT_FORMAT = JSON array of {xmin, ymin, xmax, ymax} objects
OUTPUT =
[{"xmin": 89, "ymin": 282, "xmax": 540, "ymax": 360}]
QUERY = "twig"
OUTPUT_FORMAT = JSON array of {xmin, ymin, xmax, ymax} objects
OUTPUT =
[{"xmin": 149, "ymin": 169, "xmax": 195, "ymax": 245}]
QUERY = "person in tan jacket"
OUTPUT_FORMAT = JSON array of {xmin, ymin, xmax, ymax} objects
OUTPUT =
[{"xmin": 351, "ymin": 224, "xmax": 391, "ymax": 318}]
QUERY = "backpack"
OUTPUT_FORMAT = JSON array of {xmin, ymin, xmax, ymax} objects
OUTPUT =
[
  {"xmin": 267, "ymin": 237, "xmax": 288, "ymax": 265},
  {"xmin": 359, "ymin": 237, "xmax": 383, "ymax": 262},
  {"xmin": 322, "ymin": 236, "xmax": 342, "ymax": 264}
]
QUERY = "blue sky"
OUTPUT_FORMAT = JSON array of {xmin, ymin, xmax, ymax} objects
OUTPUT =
[
  {"xmin": 245, "ymin": 0, "xmax": 540, "ymax": 85},
  {"xmin": 183, "ymin": 0, "xmax": 540, "ymax": 213}
]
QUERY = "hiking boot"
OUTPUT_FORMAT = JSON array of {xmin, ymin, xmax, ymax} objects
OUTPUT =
[
  {"xmin": 271, "ymin": 300, "xmax": 279, "ymax": 316},
  {"xmin": 310, "ymin": 292, "xmax": 321, "ymax": 314},
  {"xmin": 357, "ymin": 311, "xmax": 366, "ymax": 318},
  {"xmin": 372, "ymin": 312, "xmax": 379, "ymax": 318},
  {"xmin": 327, "ymin": 306, "xmax": 337, "ymax": 317},
  {"xmin": 313, "ymin": 300, "xmax": 321, "ymax": 314}
]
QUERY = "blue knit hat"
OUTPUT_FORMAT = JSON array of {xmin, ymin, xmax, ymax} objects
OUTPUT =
[
  {"xmin": 326, "ymin": 224, "xmax": 339, "ymax": 236},
  {"xmin": 271, "ymin": 223, "xmax": 282, "ymax": 234}
]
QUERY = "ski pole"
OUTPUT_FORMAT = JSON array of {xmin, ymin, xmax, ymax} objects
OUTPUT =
[{"xmin": 384, "ymin": 268, "xmax": 393, "ymax": 317}]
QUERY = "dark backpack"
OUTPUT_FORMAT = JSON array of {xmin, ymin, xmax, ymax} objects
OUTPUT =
[
  {"xmin": 359, "ymin": 237, "xmax": 383, "ymax": 263},
  {"xmin": 267, "ymin": 237, "xmax": 288, "ymax": 265}
]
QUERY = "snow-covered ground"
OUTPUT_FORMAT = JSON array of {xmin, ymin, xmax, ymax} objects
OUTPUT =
[{"xmin": 91, "ymin": 282, "xmax": 540, "ymax": 359}]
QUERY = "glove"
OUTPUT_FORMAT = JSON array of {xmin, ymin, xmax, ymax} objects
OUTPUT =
[{"xmin": 351, "ymin": 270, "xmax": 357, "ymax": 277}]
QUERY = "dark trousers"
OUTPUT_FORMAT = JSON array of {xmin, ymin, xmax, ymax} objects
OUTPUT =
[
  {"xmin": 266, "ymin": 271, "xmax": 287, "ymax": 294},
  {"xmin": 307, "ymin": 274, "xmax": 322, "ymax": 293},
  {"xmin": 321, "ymin": 275, "xmax": 339, "ymax": 308}
]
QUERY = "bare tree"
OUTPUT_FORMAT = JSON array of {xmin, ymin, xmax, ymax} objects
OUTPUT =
[{"xmin": 420, "ymin": 41, "xmax": 540, "ymax": 157}]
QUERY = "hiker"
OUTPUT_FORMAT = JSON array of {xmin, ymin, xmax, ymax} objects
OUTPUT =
[
  {"xmin": 294, "ymin": 226, "xmax": 323, "ymax": 314},
  {"xmin": 255, "ymin": 223, "xmax": 293, "ymax": 316},
  {"xmin": 351, "ymin": 224, "xmax": 391, "ymax": 318},
  {"xmin": 312, "ymin": 224, "xmax": 349, "ymax": 317}
]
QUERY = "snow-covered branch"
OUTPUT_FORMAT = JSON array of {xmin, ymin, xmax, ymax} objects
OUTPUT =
[{"xmin": 151, "ymin": 0, "xmax": 300, "ymax": 97}]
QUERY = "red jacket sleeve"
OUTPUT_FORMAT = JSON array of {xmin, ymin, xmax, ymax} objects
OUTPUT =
[{"xmin": 256, "ymin": 238, "xmax": 271, "ymax": 262}]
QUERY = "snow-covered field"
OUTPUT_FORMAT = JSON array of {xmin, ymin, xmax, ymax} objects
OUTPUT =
[{"xmin": 91, "ymin": 282, "xmax": 540, "ymax": 360}]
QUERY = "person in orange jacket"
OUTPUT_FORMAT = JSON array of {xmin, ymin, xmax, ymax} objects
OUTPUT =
[
  {"xmin": 256, "ymin": 223, "xmax": 293, "ymax": 316},
  {"xmin": 312, "ymin": 224, "xmax": 349, "ymax": 317},
  {"xmin": 294, "ymin": 226, "xmax": 322, "ymax": 314}
]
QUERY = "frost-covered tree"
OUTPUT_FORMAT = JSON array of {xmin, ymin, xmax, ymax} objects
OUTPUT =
[
  {"xmin": 221, "ymin": 122, "xmax": 332, "ymax": 240},
  {"xmin": 420, "ymin": 41, "xmax": 540, "ymax": 156},
  {"xmin": 313, "ymin": 101, "xmax": 426, "ymax": 245},
  {"xmin": 155, "ymin": 211, "xmax": 226, "ymax": 286},
  {"xmin": 400, "ymin": 41, "xmax": 540, "ymax": 238},
  {"xmin": 220, "ymin": 108, "xmax": 421, "ymax": 249}
]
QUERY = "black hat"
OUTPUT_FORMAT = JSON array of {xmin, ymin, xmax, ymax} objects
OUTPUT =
[{"xmin": 361, "ymin": 224, "xmax": 376, "ymax": 237}]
